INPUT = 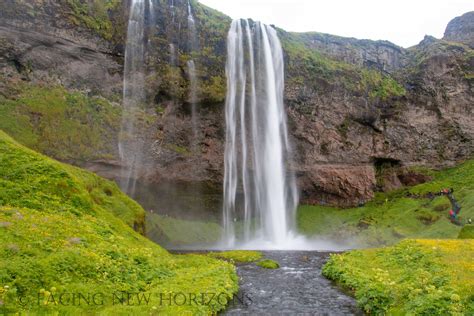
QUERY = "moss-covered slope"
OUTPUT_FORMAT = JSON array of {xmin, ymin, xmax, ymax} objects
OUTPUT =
[
  {"xmin": 0, "ymin": 82, "xmax": 122, "ymax": 162},
  {"xmin": 0, "ymin": 130, "xmax": 238, "ymax": 314}
]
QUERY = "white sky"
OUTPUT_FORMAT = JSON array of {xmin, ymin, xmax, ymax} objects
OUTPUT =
[{"xmin": 198, "ymin": 0, "xmax": 473, "ymax": 48}]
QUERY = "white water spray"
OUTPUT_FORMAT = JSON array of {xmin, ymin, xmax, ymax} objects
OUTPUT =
[{"xmin": 223, "ymin": 19, "xmax": 299, "ymax": 248}]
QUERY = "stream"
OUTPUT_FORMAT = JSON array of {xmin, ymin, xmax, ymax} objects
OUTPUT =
[{"xmin": 224, "ymin": 251, "xmax": 362, "ymax": 315}]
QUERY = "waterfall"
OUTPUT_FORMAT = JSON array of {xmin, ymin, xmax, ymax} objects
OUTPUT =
[
  {"xmin": 119, "ymin": 0, "xmax": 155, "ymax": 196},
  {"xmin": 223, "ymin": 19, "xmax": 298, "ymax": 248},
  {"xmin": 169, "ymin": 43, "xmax": 177, "ymax": 66},
  {"xmin": 187, "ymin": 0, "xmax": 199, "ymax": 146},
  {"xmin": 149, "ymin": 0, "xmax": 156, "ymax": 29},
  {"xmin": 119, "ymin": 0, "xmax": 146, "ymax": 196},
  {"xmin": 187, "ymin": 60, "xmax": 198, "ymax": 142},
  {"xmin": 187, "ymin": 0, "xmax": 196, "ymax": 49}
]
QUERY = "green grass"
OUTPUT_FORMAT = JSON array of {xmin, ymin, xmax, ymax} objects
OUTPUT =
[
  {"xmin": 458, "ymin": 225, "xmax": 474, "ymax": 239},
  {"xmin": 0, "ymin": 82, "xmax": 122, "ymax": 161},
  {"xmin": 0, "ymin": 130, "xmax": 238, "ymax": 314},
  {"xmin": 0, "ymin": 130, "xmax": 142, "ymax": 230},
  {"xmin": 323, "ymin": 239, "xmax": 474, "ymax": 315},
  {"xmin": 208, "ymin": 251, "xmax": 263, "ymax": 263},
  {"xmin": 256, "ymin": 259, "xmax": 280, "ymax": 269},
  {"xmin": 297, "ymin": 159, "xmax": 474, "ymax": 246},
  {"xmin": 146, "ymin": 214, "xmax": 222, "ymax": 246}
]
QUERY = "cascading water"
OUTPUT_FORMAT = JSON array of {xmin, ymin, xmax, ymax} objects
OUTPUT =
[
  {"xmin": 119, "ymin": 0, "xmax": 154, "ymax": 196},
  {"xmin": 119, "ymin": 0, "xmax": 147, "ymax": 196},
  {"xmin": 187, "ymin": 0, "xmax": 199, "ymax": 146},
  {"xmin": 187, "ymin": 0, "xmax": 197, "ymax": 50},
  {"xmin": 222, "ymin": 19, "xmax": 299, "ymax": 249},
  {"xmin": 169, "ymin": 43, "xmax": 177, "ymax": 66},
  {"xmin": 148, "ymin": 0, "xmax": 156, "ymax": 29},
  {"xmin": 187, "ymin": 59, "xmax": 198, "ymax": 142},
  {"xmin": 168, "ymin": 1, "xmax": 178, "ymax": 72}
]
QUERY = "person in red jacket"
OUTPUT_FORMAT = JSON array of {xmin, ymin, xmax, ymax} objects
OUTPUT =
[{"xmin": 440, "ymin": 188, "xmax": 462, "ymax": 226}]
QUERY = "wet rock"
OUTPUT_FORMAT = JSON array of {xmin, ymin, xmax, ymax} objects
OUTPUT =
[
  {"xmin": 299, "ymin": 164, "xmax": 376, "ymax": 207},
  {"xmin": 398, "ymin": 170, "xmax": 433, "ymax": 186}
]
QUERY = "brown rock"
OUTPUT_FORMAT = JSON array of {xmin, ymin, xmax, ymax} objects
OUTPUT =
[
  {"xmin": 298, "ymin": 164, "xmax": 376, "ymax": 207},
  {"xmin": 398, "ymin": 171, "xmax": 433, "ymax": 186}
]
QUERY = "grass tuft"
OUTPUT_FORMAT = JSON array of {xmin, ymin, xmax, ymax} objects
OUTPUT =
[{"xmin": 256, "ymin": 259, "xmax": 280, "ymax": 269}]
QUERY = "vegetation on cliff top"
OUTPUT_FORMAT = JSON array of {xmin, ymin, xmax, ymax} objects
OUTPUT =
[
  {"xmin": 279, "ymin": 31, "xmax": 406, "ymax": 101},
  {"xmin": 298, "ymin": 159, "xmax": 474, "ymax": 246},
  {"xmin": 0, "ymin": 130, "xmax": 238, "ymax": 314},
  {"xmin": 323, "ymin": 239, "xmax": 474, "ymax": 315}
]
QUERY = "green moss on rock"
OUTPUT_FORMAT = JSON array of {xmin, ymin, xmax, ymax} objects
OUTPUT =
[
  {"xmin": 280, "ymin": 31, "xmax": 406, "ymax": 101},
  {"xmin": 0, "ymin": 83, "xmax": 122, "ymax": 161},
  {"xmin": 66, "ymin": 0, "xmax": 122, "ymax": 40}
]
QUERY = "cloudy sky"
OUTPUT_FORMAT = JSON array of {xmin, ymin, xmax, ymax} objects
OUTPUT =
[{"xmin": 198, "ymin": 0, "xmax": 473, "ymax": 47}]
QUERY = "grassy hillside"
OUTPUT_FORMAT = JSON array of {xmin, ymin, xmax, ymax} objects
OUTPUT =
[
  {"xmin": 147, "ymin": 213, "xmax": 222, "ymax": 247},
  {"xmin": 323, "ymin": 239, "xmax": 474, "ymax": 314},
  {"xmin": 0, "ymin": 130, "xmax": 238, "ymax": 314},
  {"xmin": 298, "ymin": 160, "xmax": 474, "ymax": 246}
]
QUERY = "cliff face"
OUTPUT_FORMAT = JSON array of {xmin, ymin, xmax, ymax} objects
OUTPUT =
[
  {"xmin": 444, "ymin": 11, "xmax": 474, "ymax": 48},
  {"xmin": 0, "ymin": 1, "xmax": 472, "ymax": 208}
]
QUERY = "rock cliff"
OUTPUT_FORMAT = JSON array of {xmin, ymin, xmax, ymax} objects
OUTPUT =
[{"xmin": 0, "ymin": 1, "xmax": 472, "ymax": 209}]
